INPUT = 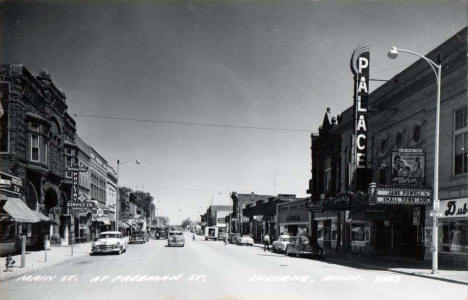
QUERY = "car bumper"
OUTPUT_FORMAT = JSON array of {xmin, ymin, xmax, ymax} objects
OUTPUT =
[
  {"xmin": 90, "ymin": 247, "xmax": 119, "ymax": 254},
  {"xmin": 168, "ymin": 242, "xmax": 184, "ymax": 246}
]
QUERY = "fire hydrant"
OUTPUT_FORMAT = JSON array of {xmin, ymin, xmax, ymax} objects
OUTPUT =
[{"xmin": 4, "ymin": 254, "xmax": 15, "ymax": 272}]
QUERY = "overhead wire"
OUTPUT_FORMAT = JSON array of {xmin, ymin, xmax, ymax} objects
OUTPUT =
[{"xmin": 73, "ymin": 113, "xmax": 317, "ymax": 133}]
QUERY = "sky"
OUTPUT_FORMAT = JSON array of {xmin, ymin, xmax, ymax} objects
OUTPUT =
[{"xmin": 1, "ymin": 0, "xmax": 467, "ymax": 224}]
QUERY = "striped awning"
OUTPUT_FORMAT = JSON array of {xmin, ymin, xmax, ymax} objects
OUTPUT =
[
  {"xmin": 34, "ymin": 211, "xmax": 58, "ymax": 225},
  {"xmin": 2, "ymin": 198, "xmax": 40, "ymax": 223}
]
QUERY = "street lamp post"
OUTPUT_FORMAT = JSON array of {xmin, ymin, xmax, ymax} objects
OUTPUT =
[
  {"xmin": 116, "ymin": 159, "xmax": 141, "ymax": 232},
  {"xmin": 388, "ymin": 46, "xmax": 441, "ymax": 274}
]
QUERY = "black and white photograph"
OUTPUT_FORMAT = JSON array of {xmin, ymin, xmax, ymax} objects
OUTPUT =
[{"xmin": 0, "ymin": 1, "xmax": 467, "ymax": 299}]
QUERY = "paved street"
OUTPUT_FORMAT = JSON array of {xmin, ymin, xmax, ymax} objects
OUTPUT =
[{"xmin": 1, "ymin": 233, "xmax": 466, "ymax": 300}]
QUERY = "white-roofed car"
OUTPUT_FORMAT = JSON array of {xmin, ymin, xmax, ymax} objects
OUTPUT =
[
  {"xmin": 90, "ymin": 231, "xmax": 128, "ymax": 255},
  {"xmin": 236, "ymin": 234, "xmax": 254, "ymax": 246},
  {"xmin": 168, "ymin": 230, "xmax": 185, "ymax": 247},
  {"xmin": 272, "ymin": 235, "xmax": 295, "ymax": 253}
]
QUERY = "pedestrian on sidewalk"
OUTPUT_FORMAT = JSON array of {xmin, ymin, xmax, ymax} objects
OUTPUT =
[
  {"xmin": 224, "ymin": 235, "xmax": 227, "ymax": 245},
  {"xmin": 192, "ymin": 233, "xmax": 196, "ymax": 241},
  {"xmin": 263, "ymin": 234, "xmax": 270, "ymax": 252}
]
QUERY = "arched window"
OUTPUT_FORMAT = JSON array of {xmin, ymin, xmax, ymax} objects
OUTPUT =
[{"xmin": 25, "ymin": 182, "xmax": 38, "ymax": 210}]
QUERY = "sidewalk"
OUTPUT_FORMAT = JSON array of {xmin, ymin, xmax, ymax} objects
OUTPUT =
[
  {"xmin": 0, "ymin": 242, "xmax": 92, "ymax": 282},
  {"xmin": 252, "ymin": 242, "xmax": 467, "ymax": 285},
  {"xmin": 326, "ymin": 253, "xmax": 468, "ymax": 285}
]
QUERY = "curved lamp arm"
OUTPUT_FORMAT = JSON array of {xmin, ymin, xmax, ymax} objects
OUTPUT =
[{"xmin": 393, "ymin": 47, "xmax": 441, "ymax": 81}]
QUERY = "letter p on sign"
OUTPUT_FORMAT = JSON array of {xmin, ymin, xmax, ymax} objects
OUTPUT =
[{"xmin": 358, "ymin": 57, "xmax": 368, "ymax": 73}]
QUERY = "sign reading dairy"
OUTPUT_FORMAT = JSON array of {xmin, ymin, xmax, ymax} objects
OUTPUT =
[{"xmin": 350, "ymin": 44, "xmax": 370, "ymax": 170}]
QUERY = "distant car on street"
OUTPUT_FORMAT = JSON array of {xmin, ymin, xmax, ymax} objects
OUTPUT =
[
  {"xmin": 272, "ymin": 235, "xmax": 295, "ymax": 253},
  {"xmin": 285, "ymin": 236, "xmax": 325, "ymax": 258},
  {"xmin": 155, "ymin": 226, "xmax": 167, "ymax": 239},
  {"xmin": 90, "ymin": 231, "xmax": 128, "ymax": 255},
  {"xmin": 236, "ymin": 234, "xmax": 254, "ymax": 246},
  {"xmin": 204, "ymin": 226, "xmax": 218, "ymax": 241},
  {"xmin": 168, "ymin": 230, "xmax": 185, "ymax": 247},
  {"xmin": 129, "ymin": 231, "xmax": 147, "ymax": 244}
]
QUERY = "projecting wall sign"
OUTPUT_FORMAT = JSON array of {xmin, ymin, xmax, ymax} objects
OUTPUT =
[{"xmin": 350, "ymin": 44, "xmax": 370, "ymax": 170}]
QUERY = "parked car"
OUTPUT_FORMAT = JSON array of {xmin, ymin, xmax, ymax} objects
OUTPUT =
[
  {"xmin": 285, "ymin": 236, "xmax": 325, "ymax": 258},
  {"xmin": 230, "ymin": 233, "xmax": 241, "ymax": 244},
  {"xmin": 237, "ymin": 234, "xmax": 254, "ymax": 246},
  {"xmin": 129, "ymin": 231, "xmax": 147, "ymax": 244},
  {"xmin": 272, "ymin": 235, "xmax": 295, "ymax": 253},
  {"xmin": 168, "ymin": 230, "xmax": 185, "ymax": 247},
  {"xmin": 90, "ymin": 231, "xmax": 128, "ymax": 255}
]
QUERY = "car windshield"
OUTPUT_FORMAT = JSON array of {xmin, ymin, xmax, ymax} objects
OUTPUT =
[
  {"xmin": 241, "ymin": 235, "xmax": 250, "ymax": 238},
  {"xmin": 169, "ymin": 232, "xmax": 183, "ymax": 236},
  {"xmin": 100, "ymin": 233, "xmax": 120, "ymax": 239}
]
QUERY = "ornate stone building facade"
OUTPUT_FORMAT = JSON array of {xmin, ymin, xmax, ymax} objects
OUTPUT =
[{"xmin": 0, "ymin": 64, "xmax": 76, "ymax": 244}]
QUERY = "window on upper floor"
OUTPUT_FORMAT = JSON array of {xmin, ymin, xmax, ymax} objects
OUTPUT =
[
  {"xmin": 454, "ymin": 106, "xmax": 468, "ymax": 175},
  {"xmin": 324, "ymin": 158, "xmax": 332, "ymax": 194},
  {"xmin": 31, "ymin": 134, "xmax": 40, "ymax": 162},
  {"xmin": 66, "ymin": 156, "xmax": 74, "ymax": 178}
]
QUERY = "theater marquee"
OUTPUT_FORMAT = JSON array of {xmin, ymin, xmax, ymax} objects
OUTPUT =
[{"xmin": 369, "ymin": 185, "xmax": 432, "ymax": 205}]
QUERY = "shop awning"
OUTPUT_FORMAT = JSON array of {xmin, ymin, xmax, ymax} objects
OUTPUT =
[
  {"xmin": 34, "ymin": 211, "xmax": 58, "ymax": 225},
  {"xmin": 119, "ymin": 222, "xmax": 129, "ymax": 229},
  {"xmin": 100, "ymin": 219, "xmax": 111, "ymax": 226},
  {"xmin": 2, "ymin": 198, "xmax": 40, "ymax": 223}
]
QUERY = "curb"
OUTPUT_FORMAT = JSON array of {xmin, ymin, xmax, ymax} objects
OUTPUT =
[
  {"xmin": 326, "ymin": 258, "xmax": 468, "ymax": 286},
  {"xmin": 0, "ymin": 248, "xmax": 90, "ymax": 283}
]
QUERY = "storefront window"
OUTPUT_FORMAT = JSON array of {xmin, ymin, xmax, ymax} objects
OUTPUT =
[
  {"xmin": 351, "ymin": 223, "xmax": 367, "ymax": 242},
  {"xmin": 1, "ymin": 223, "xmax": 15, "ymax": 241},
  {"xmin": 323, "ymin": 224, "xmax": 330, "ymax": 240},
  {"xmin": 440, "ymin": 219, "xmax": 468, "ymax": 254},
  {"xmin": 331, "ymin": 222, "xmax": 337, "ymax": 241},
  {"xmin": 317, "ymin": 222, "xmax": 323, "ymax": 241}
]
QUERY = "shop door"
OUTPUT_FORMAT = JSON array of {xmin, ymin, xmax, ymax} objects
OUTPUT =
[
  {"xmin": 392, "ymin": 208, "xmax": 420, "ymax": 258},
  {"xmin": 288, "ymin": 225, "xmax": 298, "ymax": 236},
  {"xmin": 375, "ymin": 221, "xmax": 391, "ymax": 255}
]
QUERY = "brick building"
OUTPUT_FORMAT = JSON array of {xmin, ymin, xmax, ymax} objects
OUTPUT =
[
  {"xmin": 0, "ymin": 65, "xmax": 76, "ymax": 246},
  {"xmin": 308, "ymin": 27, "xmax": 467, "ymax": 268}
]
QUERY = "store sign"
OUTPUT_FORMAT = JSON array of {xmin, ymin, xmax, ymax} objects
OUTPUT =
[
  {"xmin": 350, "ymin": 44, "xmax": 370, "ymax": 170},
  {"xmin": 442, "ymin": 198, "xmax": 468, "ymax": 218},
  {"xmin": 0, "ymin": 171, "xmax": 22, "ymax": 194},
  {"xmin": 72, "ymin": 171, "xmax": 79, "ymax": 201},
  {"xmin": 306, "ymin": 200, "xmax": 322, "ymax": 212},
  {"xmin": 68, "ymin": 201, "xmax": 96, "ymax": 208},
  {"xmin": 392, "ymin": 149, "xmax": 425, "ymax": 184},
  {"xmin": 371, "ymin": 186, "xmax": 432, "ymax": 205},
  {"xmin": 92, "ymin": 207, "xmax": 109, "ymax": 218},
  {"xmin": 286, "ymin": 215, "xmax": 301, "ymax": 222}
]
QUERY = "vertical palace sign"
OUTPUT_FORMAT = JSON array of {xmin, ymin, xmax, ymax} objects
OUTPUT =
[{"xmin": 350, "ymin": 44, "xmax": 370, "ymax": 170}]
